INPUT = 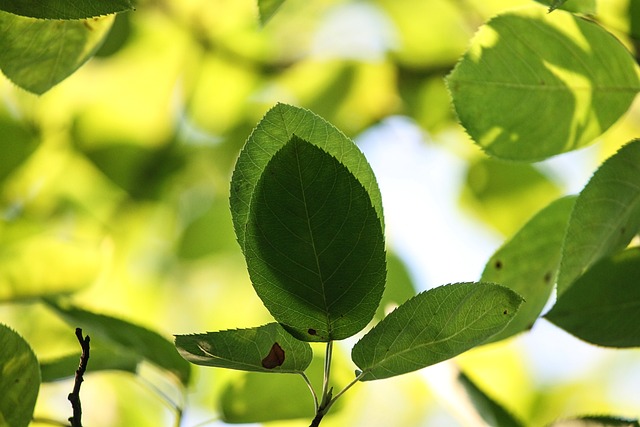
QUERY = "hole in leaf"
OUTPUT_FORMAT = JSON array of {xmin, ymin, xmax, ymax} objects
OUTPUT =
[
  {"xmin": 503, "ymin": 309, "xmax": 508, "ymax": 315},
  {"xmin": 261, "ymin": 342, "xmax": 285, "ymax": 369}
]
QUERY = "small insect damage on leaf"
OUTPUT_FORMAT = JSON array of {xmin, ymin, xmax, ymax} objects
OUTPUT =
[
  {"xmin": 543, "ymin": 271, "xmax": 552, "ymax": 283},
  {"xmin": 494, "ymin": 260, "xmax": 503, "ymax": 270},
  {"xmin": 308, "ymin": 328, "xmax": 317, "ymax": 336},
  {"xmin": 503, "ymin": 309, "xmax": 508, "ymax": 315},
  {"xmin": 261, "ymin": 342, "xmax": 285, "ymax": 369}
]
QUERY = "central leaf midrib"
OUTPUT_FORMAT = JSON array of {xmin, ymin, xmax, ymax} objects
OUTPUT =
[{"xmin": 293, "ymin": 142, "xmax": 332, "ymax": 330}]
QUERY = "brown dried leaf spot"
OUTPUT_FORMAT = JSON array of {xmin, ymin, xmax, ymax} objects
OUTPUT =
[{"xmin": 261, "ymin": 342, "xmax": 285, "ymax": 369}]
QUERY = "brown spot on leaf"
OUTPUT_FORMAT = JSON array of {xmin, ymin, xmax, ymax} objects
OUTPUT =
[
  {"xmin": 308, "ymin": 328, "xmax": 317, "ymax": 336},
  {"xmin": 503, "ymin": 309, "xmax": 508, "ymax": 315},
  {"xmin": 261, "ymin": 342, "xmax": 285, "ymax": 369},
  {"xmin": 543, "ymin": 271, "xmax": 552, "ymax": 283},
  {"xmin": 495, "ymin": 260, "xmax": 503, "ymax": 270}
]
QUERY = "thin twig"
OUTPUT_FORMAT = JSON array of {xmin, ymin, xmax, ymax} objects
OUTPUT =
[
  {"xmin": 299, "ymin": 372, "xmax": 319, "ymax": 413},
  {"xmin": 68, "ymin": 328, "xmax": 90, "ymax": 427}
]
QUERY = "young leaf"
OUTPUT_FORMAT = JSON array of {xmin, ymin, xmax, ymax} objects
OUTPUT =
[
  {"xmin": 0, "ymin": 0, "xmax": 132, "ymax": 20},
  {"xmin": 549, "ymin": 416, "xmax": 640, "ymax": 426},
  {"xmin": 45, "ymin": 300, "xmax": 192, "ymax": 385},
  {"xmin": 546, "ymin": 248, "xmax": 640, "ymax": 347},
  {"xmin": 352, "ymin": 283, "xmax": 523, "ymax": 381},
  {"xmin": 481, "ymin": 196, "xmax": 577, "ymax": 343},
  {"xmin": 446, "ymin": 7, "xmax": 640, "ymax": 161},
  {"xmin": 258, "ymin": 0, "xmax": 286, "ymax": 25},
  {"xmin": 557, "ymin": 139, "xmax": 640, "ymax": 296},
  {"xmin": 175, "ymin": 323, "xmax": 312, "ymax": 374},
  {"xmin": 0, "ymin": 12, "xmax": 114, "ymax": 94},
  {"xmin": 245, "ymin": 136, "xmax": 386, "ymax": 341},
  {"xmin": 0, "ymin": 324, "xmax": 40, "ymax": 427},
  {"xmin": 230, "ymin": 103, "xmax": 384, "ymax": 252},
  {"xmin": 458, "ymin": 372, "xmax": 523, "ymax": 427}
]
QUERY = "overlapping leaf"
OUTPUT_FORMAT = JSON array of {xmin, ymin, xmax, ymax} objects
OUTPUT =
[
  {"xmin": 481, "ymin": 196, "xmax": 576, "ymax": 342},
  {"xmin": 245, "ymin": 136, "xmax": 386, "ymax": 342},
  {"xmin": 0, "ymin": 11, "xmax": 113, "ymax": 94},
  {"xmin": 546, "ymin": 248, "xmax": 640, "ymax": 347},
  {"xmin": 257, "ymin": 0, "xmax": 286, "ymax": 25},
  {"xmin": 352, "ymin": 283, "xmax": 523, "ymax": 381},
  {"xmin": 0, "ymin": 324, "xmax": 40, "ymax": 427},
  {"xmin": 175, "ymin": 323, "xmax": 312, "ymax": 374},
  {"xmin": 0, "ymin": 0, "xmax": 132, "ymax": 20},
  {"xmin": 557, "ymin": 139, "xmax": 640, "ymax": 295},
  {"xmin": 459, "ymin": 372, "xmax": 523, "ymax": 427},
  {"xmin": 549, "ymin": 416, "xmax": 640, "ymax": 426},
  {"xmin": 446, "ymin": 7, "xmax": 640, "ymax": 161},
  {"xmin": 45, "ymin": 301, "xmax": 191, "ymax": 385},
  {"xmin": 230, "ymin": 103, "xmax": 384, "ymax": 253}
]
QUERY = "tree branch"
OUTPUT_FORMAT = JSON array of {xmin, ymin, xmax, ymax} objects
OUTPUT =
[{"xmin": 68, "ymin": 328, "xmax": 90, "ymax": 427}]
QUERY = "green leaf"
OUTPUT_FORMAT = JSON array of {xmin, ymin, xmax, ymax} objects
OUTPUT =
[
  {"xmin": 0, "ymin": 11, "xmax": 113, "ymax": 94},
  {"xmin": 535, "ymin": 0, "xmax": 596, "ymax": 14},
  {"xmin": 481, "ymin": 196, "xmax": 577, "ymax": 343},
  {"xmin": 245, "ymin": 136, "xmax": 386, "ymax": 341},
  {"xmin": 352, "ymin": 283, "xmax": 523, "ymax": 381},
  {"xmin": 0, "ymin": 116, "xmax": 39, "ymax": 184},
  {"xmin": 230, "ymin": 103, "xmax": 384, "ymax": 252},
  {"xmin": 258, "ymin": 0, "xmax": 286, "ymax": 25},
  {"xmin": 0, "ymin": 0, "xmax": 132, "ymax": 20},
  {"xmin": 458, "ymin": 372, "xmax": 523, "ymax": 427},
  {"xmin": 45, "ymin": 301, "xmax": 192, "ymax": 385},
  {"xmin": 546, "ymin": 248, "xmax": 640, "ymax": 348},
  {"xmin": 446, "ymin": 7, "xmax": 640, "ymax": 161},
  {"xmin": 557, "ymin": 139, "xmax": 640, "ymax": 295},
  {"xmin": 376, "ymin": 252, "xmax": 417, "ymax": 320},
  {"xmin": 40, "ymin": 343, "xmax": 140, "ymax": 382},
  {"xmin": 0, "ymin": 324, "xmax": 40, "ymax": 427},
  {"xmin": 175, "ymin": 323, "xmax": 312, "ymax": 374},
  {"xmin": 549, "ymin": 416, "xmax": 640, "ymax": 426}
]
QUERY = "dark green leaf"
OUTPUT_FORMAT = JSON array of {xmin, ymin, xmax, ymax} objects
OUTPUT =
[
  {"xmin": 45, "ymin": 301, "xmax": 191, "ymax": 385},
  {"xmin": 175, "ymin": 323, "xmax": 312, "ymax": 374},
  {"xmin": 557, "ymin": 139, "xmax": 640, "ymax": 295},
  {"xmin": 258, "ymin": 0, "xmax": 286, "ymax": 25},
  {"xmin": 549, "ymin": 416, "xmax": 640, "ymax": 426},
  {"xmin": 352, "ymin": 283, "xmax": 523, "ymax": 381},
  {"xmin": 245, "ymin": 136, "xmax": 386, "ymax": 341},
  {"xmin": 230, "ymin": 103, "xmax": 384, "ymax": 252},
  {"xmin": 446, "ymin": 7, "xmax": 640, "ymax": 161},
  {"xmin": 459, "ymin": 372, "xmax": 523, "ymax": 427},
  {"xmin": 546, "ymin": 248, "xmax": 640, "ymax": 347},
  {"xmin": 0, "ymin": 0, "xmax": 133, "ymax": 20},
  {"xmin": 40, "ymin": 343, "xmax": 140, "ymax": 382},
  {"xmin": 0, "ymin": 324, "xmax": 40, "ymax": 427},
  {"xmin": 481, "ymin": 196, "xmax": 577, "ymax": 343},
  {"xmin": 0, "ymin": 12, "xmax": 113, "ymax": 94}
]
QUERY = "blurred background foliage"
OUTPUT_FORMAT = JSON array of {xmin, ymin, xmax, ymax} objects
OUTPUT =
[{"xmin": 1, "ymin": 0, "xmax": 639, "ymax": 425}]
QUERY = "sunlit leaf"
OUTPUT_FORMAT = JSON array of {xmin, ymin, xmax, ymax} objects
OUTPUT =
[
  {"xmin": 481, "ymin": 196, "xmax": 576, "ymax": 343},
  {"xmin": 230, "ymin": 103, "xmax": 384, "ymax": 252},
  {"xmin": 535, "ymin": 0, "xmax": 596, "ymax": 14},
  {"xmin": 546, "ymin": 248, "xmax": 640, "ymax": 347},
  {"xmin": 45, "ymin": 301, "xmax": 192, "ymax": 385},
  {"xmin": 0, "ymin": 11, "xmax": 113, "ymax": 94},
  {"xmin": 245, "ymin": 136, "xmax": 386, "ymax": 341},
  {"xmin": 0, "ymin": 230, "xmax": 102, "ymax": 302},
  {"xmin": 557, "ymin": 139, "xmax": 640, "ymax": 295},
  {"xmin": 352, "ymin": 283, "xmax": 523, "ymax": 381},
  {"xmin": 446, "ymin": 7, "xmax": 640, "ymax": 161},
  {"xmin": 460, "ymin": 157, "xmax": 562, "ymax": 236},
  {"xmin": 258, "ymin": 0, "xmax": 286, "ymax": 25},
  {"xmin": 40, "ymin": 343, "xmax": 140, "ymax": 382},
  {"xmin": 0, "ymin": 0, "xmax": 132, "ymax": 20},
  {"xmin": 175, "ymin": 323, "xmax": 312, "ymax": 374},
  {"xmin": 459, "ymin": 372, "xmax": 523, "ymax": 427},
  {"xmin": 0, "ymin": 324, "xmax": 40, "ymax": 427},
  {"xmin": 549, "ymin": 416, "xmax": 640, "ymax": 426}
]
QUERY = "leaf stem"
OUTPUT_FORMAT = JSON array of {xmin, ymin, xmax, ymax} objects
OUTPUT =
[
  {"xmin": 320, "ymin": 341, "xmax": 333, "ymax": 405},
  {"xmin": 323, "ymin": 370, "xmax": 365, "ymax": 414},
  {"xmin": 299, "ymin": 372, "xmax": 319, "ymax": 413}
]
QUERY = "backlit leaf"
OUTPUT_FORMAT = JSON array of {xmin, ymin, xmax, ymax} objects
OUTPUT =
[
  {"xmin": 0, "ymin": 324, "xmax": 39, "ymax": 427},
  {"xmin": 0, "ymin": 0, "xmax": 132, "ymax": 20},
  {"xmin": 546, "ymin": 248, "xmax": 640, "ymax": 347},
  {"xmin": 459, "ymin": 372, "xmax": 523, "ymax": 427},
  {"xmin": 446, "ymin": 7, "xmax": 640, "ymax": 161},
  {"xmin": 352, "ymin": 283, "xmax": 523, "ymax": 381},
  {"xmin": 481, "ymin": 196, "xmax": 576, "ymax": 342},
  {"xmin": 175, "ymin": 323, "xmax": 312, "ymax": 374},
  {"xmin": 245, "ymin": 136, "xmax": 386, "ymax": 341},
  {"xmin": 230, "ymin": 103, "xmax": 384, "ymax": 252},
  {"xmin": 0, "ymin": 116, "xmax": 39, "ymax": 184},
  {"xmin": 0, "ymin": 11, "xmax": 113, "ymax": 94},
  {"xmin": 258, "ymin": 0, "xmax": 286, "ymax": 25},
  {"xmin": 549, "ymin": 416, "xmax": 640, "ymax": 426},
  {"xmin": 45, "ymin": 301, "xmax": 192, "ymax": 385},
  {"xmin": 557, "ymin": 139, "xmax": 640, "ymax": 295}
]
